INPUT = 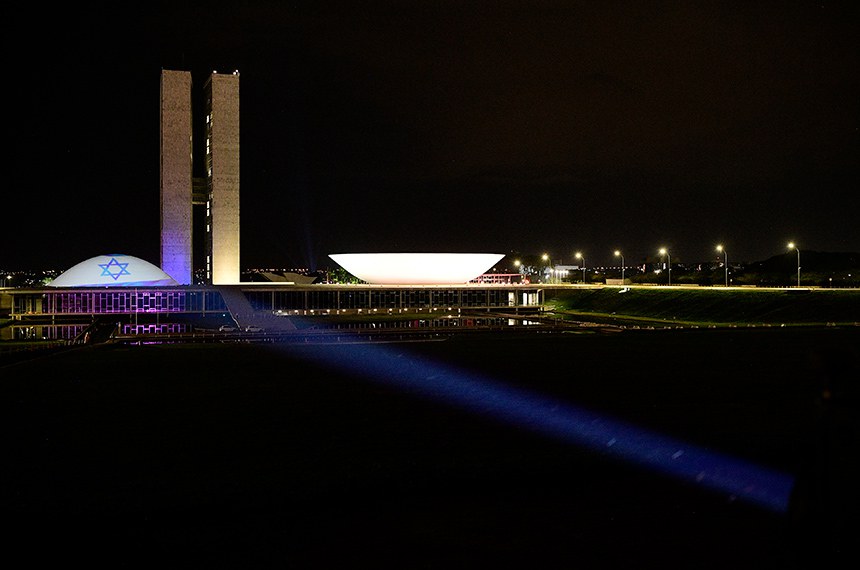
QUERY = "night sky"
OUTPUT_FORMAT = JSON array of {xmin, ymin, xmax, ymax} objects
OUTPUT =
[{"xmin": 6, "ymin": 1, "xmax": 858, "ymax": 272}]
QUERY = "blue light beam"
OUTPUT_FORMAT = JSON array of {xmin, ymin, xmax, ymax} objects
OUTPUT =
[{"xmin": 296, "ymin": 341, "xmax": 795, "ymax": 513}]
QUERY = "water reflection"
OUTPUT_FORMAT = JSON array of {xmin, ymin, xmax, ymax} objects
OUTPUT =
[{"xmin": 309, "ymin": 316, "xmax": 543, "ymax": 330}]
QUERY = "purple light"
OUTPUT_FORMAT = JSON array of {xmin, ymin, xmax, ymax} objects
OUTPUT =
[{"xmin": 293, "ymin": 341, "xmax": 795, "ymax": 513}]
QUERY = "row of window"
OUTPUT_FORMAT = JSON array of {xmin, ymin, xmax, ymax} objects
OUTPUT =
[
  {"xmin": 32, "ymin": 290, "xmax": 227, "ymax": 314},
  {"xmin": 245, "ymin": 289, "xmax": 541, "ymax": 311},
  {"xmin": 13, "ymin": 288, "xmax": 541, "ymax": 316}
]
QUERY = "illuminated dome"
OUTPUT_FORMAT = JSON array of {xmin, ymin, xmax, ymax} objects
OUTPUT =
[
  {"xmin": 329, "ymin": 253, "xmax": 505, "ymax": 285},
  {"xmin": 48, "ymin": 254, "xmax": 179, "ymax": 287}
]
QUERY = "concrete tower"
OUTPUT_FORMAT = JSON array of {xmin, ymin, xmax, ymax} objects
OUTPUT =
[
  {"xmin": 159, "ymin": 69, "xmax": 240, "ymax": 285},
  {"xmin": 205, "ymin": 72, "xmax": 240, "ymax": 285},
  {"xmin": 159, "ymin": 70, "xmax": 193, "ymax": 285}
]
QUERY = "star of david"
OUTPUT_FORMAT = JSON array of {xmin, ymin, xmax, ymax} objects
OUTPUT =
[{"xmin": 98, "ymin": 257, "xmax": 131, "ymax": 281}]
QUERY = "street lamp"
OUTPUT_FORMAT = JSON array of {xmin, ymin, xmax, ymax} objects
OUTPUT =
[
  {"xmin": 614, "ymin": 250, "xmax": 625, "ymax": 284},
  {"xmin": 788, "ymin": 242, "xmax": 800, "ymax": 287},
  {"xmin": 542, "ymin": 253, "xmax": 552, "ymax": 283},
  {"xmin": 575, "ymin": 252, "xmax": 586, "ymax": 283},
  {"xmin": 716, "ymin": 245, "xmax": 728, "ymax": 287},
  {"xmin": 659, "ymin": 248, "xmax": 671, "ymax": 285}
]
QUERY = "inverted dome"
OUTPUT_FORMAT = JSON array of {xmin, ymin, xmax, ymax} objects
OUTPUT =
[
  {"xmin": 48, "ymin": 254, "xmax": 179, "ymax": 287},
  {"xmin": 329, "ymin": 253, "xmax": 505, "ymax": 285}
]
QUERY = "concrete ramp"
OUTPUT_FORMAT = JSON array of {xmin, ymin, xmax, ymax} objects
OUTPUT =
[{"xmin": 217, "ymin": 286, "xmax": 296, "ymax": 331}]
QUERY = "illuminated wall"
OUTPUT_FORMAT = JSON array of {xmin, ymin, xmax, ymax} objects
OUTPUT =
[
  {"xmin": 206, "ymin": 72, "xmax": 240, "ymax": 285},
  {"xmin": 329, "ymin": 253, "xmax": 505, "ymax": 284},
  {"xmin": 47, "ymin": 254, "xmax": 179, "ymax": 287},
  {"xmin": 159, "ymin": 70, "xmax": 193, "ymax": 285}
]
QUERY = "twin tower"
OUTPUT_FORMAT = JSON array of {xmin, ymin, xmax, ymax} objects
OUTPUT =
[{"xmin": 160, "ymin": 69, "xmax": 240, "ymax": 285}]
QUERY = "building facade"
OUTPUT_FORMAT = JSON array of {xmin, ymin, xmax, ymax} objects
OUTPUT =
[
  {"xmin": 160, "ymin": 69, "xmax": 240, "ymax": 285},
  {"xmin": 7, "ymin": 284, "xmax": 545, "ymax": 341},
  {"xmin": 205, "ymin": 72, "xmax": 241, "ymax": 284},
  {"xmin": 159, "ymin": 70, "xmax": 193, "ymax": 285}
]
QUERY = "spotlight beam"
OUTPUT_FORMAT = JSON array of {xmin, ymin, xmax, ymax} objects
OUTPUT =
[{"xmin": 294, "ymin": 341, "xmax": 795, "ymax": 514}]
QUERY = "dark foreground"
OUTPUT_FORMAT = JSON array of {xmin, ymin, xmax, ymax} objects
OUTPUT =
[{"xmin": 5, "ymin": 327, "xmax": 858, "ymax": 568}]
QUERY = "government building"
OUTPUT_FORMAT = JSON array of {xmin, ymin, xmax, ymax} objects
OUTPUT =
[{"xmin": 4, "ymin": 71, "xmax": 543, "ymax": 342}]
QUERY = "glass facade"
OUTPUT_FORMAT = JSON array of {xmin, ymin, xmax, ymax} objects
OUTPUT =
[
  {"xmin": 15, "ymin": 288, "xmax": 227, "ymax": 316},
  {"xmin": 6, "ymin": 285, "xmax": 543, "ymax": 342},
  {"xmin": 240, "ymin": 286, "xmax": 541, "ymax": 312},
  {"xmin": 11, "ymin": 285, "xmax": 541, "ymax": 319}
]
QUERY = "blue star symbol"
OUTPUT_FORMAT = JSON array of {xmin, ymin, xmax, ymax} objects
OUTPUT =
[{"xmin": 98, "ymin": 257, "xmax": 131, "ymax": 281}]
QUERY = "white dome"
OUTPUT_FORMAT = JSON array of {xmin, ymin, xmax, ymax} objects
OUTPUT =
[
  {"xmin": 329, "ymin": 253, "xmax": 505, "ymax": 284},
  {"xmin": 48, "ymin": 254, "xmax": 179, "ymax": 287}
]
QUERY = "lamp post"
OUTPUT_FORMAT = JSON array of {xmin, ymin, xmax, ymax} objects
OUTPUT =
[
  {"xmin": 788, "ymin": 242, "xmax": 800, "ymax": 287},
  {"xmin": 716, "ymin": 245, "xmax": 728, "ymax": 287},
  {"xmin": 542, "ymin": 253, "xmax": 552, "ymax": 283},
  {"xmin": 575, "ymin": 252, "xmax": 586, "ymax": 283},
  {"xmin": 659, "ymin": 248, "xmax": 671, "ymax": 285},
  {"xmin": 614, "ymin": 250, "xmax": 625, "ymax": 284}
]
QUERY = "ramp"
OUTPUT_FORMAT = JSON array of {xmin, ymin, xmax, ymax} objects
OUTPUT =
[{"xmin": 216, "ymin": 286, "xmax": 296, "ymax": 331}]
